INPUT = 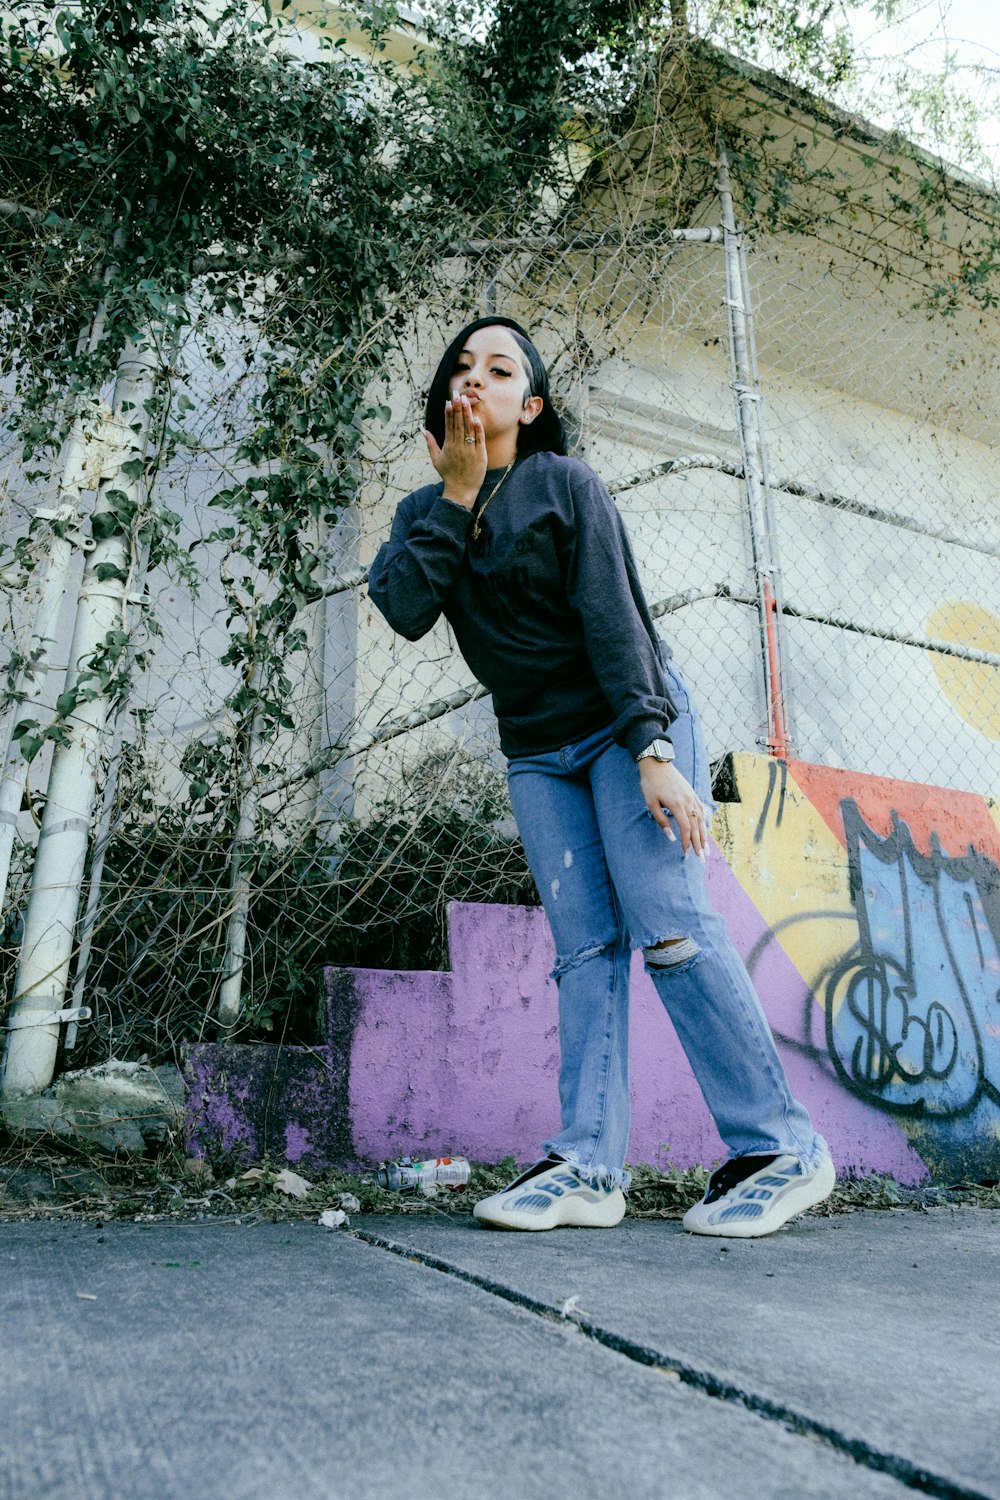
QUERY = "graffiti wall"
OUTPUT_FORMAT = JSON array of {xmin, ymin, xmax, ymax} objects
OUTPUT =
[
  {"xmin": 186, "ymin": 753, "xmax": 1000, "ymax": 1184},
  {"xmin": 719, "ymin": 754, "xmax": 1000, "ymax": 1182}
]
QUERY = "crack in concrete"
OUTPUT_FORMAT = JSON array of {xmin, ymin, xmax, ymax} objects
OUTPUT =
[{"xmin": 351, "ymin": 1227, "xmax": 992, "ymax": 1500}]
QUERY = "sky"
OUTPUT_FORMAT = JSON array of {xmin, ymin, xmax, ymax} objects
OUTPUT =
[
  {"xmin": 846, "ymin": 0, "xmax": 1000, "ymax": 171},
  {"xmin": 695, "ymin": 0, "xmax": 1000, "ymax": 174}
]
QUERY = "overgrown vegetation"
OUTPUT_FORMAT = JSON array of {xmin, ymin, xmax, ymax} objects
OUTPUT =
[
  {"xmin": 64, "ymin": 748, "xmax": 535, "ymax": 1064},
  {"xmin": 2, "ymin": 1137, "xmax": 998, "ymax": 1223}
]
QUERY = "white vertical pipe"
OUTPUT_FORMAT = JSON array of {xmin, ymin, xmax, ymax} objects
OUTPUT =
[
  {"xmin": 216, "ymin": 707, "xmax": 264, "ymax": 1028},
  {"xmin": 63, "ymin": 730, "xmax": 123, "ymax": 1051},
  {"xmin": 1, "ymin": 336, "xmax": 158, "ymax": 1099},
  {"xmin": 0, "ymin": 507, "xmax": 79, "ymax": 912},
  {"xmin": 0, "ymin": 295, "xmax": 115, "ymax": 917}
]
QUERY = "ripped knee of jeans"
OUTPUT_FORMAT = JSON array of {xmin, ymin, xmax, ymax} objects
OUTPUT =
[
  {"xmin": 550, "ymin": 934, "xmax": 618, "ymax": 981},
  {"xmin": 643, "ymin": 935, "xmax": 702, "ymax": 973}
]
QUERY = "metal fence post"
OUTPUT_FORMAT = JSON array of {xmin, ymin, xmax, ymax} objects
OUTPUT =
[{"xmin": 717, "ymin": 148, "xmax": 793, "ymax": 759}]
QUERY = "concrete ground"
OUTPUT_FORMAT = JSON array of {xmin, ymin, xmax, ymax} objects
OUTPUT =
[{"xmin": 2, "ymin": 1207, "xmax": 997, "ymax": 1500}]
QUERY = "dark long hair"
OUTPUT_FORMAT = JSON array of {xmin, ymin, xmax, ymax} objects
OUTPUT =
[{"xmin": 424, "ymin": 316, "xmax": 567, "ymax": 457}]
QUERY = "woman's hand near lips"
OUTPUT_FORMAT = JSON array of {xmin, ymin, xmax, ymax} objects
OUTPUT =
[{"xmin": 424, "ymin": 395, "xmax": 487, "ymax": 509}]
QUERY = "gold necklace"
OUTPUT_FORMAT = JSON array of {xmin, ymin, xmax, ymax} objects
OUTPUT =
[{"xmin": 470, "ymin": 460, "xmax": 515, "ymax": 541}]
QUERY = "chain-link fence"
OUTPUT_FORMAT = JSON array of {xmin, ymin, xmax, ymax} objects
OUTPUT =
[
  {"xmin": 3, "ymin": 174, "xmax": 998, "ymax": 1075},
  {"xmin": 746, "ymin": 230, "xmax": 1000, "ymax": 789}
]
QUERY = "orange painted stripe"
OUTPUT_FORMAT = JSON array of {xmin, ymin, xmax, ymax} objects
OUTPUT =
[{"xmin": 787, "ymin": 759, "xmax": 1000, "ymax": 865}]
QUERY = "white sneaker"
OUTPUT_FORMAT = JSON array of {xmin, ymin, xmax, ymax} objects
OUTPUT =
[
  {"xmin": 473, "ymin": 1156, "xmax": 626, "ymax": 1232},
  {"xmin": 682, "ymin": 1151, "xmax": 836, "ymax": 1238}
]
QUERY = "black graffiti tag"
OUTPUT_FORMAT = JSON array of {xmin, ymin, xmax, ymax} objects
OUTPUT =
[{"xmin": 823, "ymin": 800, "xmax": 1000, "ymax": 1120}]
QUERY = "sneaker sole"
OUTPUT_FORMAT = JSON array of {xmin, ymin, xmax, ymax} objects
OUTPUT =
[
  {"xmin": 473, "ymin": 1189, "xmax": 626, "ymax": 1232},
  {"xmin": 683, "ymin": 1155, "xmax": 836, "ymax": 1238}
]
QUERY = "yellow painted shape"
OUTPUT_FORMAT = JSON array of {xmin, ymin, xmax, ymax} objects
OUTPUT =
[
  {"xmin": 926, "ymin": 600, "xmax": 1000, "ymax": 741},
  {"xmin": 713, "ymin": 753, "xmax": 855, "ymax": 1013}
]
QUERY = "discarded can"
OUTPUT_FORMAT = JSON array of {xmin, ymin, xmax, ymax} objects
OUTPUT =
[{"xmin": 375, "ymin": 1156, "xmax": 471, "ymax": 1192}]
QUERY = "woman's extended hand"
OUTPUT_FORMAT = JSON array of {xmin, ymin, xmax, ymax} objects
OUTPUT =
[
  {"xmin": 639, "ymin": 759, "xmax": 710, "ymax": 857},
  {"xmin": 424, "ymin": 394, "xmax": 488, "ymax": 509}
]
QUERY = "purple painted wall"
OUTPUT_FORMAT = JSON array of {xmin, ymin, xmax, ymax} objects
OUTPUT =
[
  {"xmin": 186, "ymin": 889, "xmax": 922, "ymax": 1179},
  {"xmin": 343, "ymin": 892, "xmax": 925, "ymax": 1183}
]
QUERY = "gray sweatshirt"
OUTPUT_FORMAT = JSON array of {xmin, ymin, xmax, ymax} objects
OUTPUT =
[{"xmin": 367, "ymin": 451, "xmax": 677, "ymax": 759}]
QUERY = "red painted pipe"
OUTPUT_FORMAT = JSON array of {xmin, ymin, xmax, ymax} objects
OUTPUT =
[{"xmin": 763, "ymin": 578, "xmax": 790, "ymax": 761}]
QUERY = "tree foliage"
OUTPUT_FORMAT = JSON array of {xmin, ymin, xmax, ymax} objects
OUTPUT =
[{"xmin": 1, "ymin": 0, "xmax": 667, "ymax": 761}]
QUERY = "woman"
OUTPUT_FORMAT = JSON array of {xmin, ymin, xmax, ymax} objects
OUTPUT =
[{"xmin": 368, "ymin": 316, "xmax": 834, "ymax": 1237}]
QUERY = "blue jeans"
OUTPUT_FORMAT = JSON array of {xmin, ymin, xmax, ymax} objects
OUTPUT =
[{"xmin": 506, "ymin": 663, "xmax": 827, "ymax": 1190}]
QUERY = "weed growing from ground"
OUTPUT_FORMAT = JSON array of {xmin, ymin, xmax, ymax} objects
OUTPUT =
[{"xmin": 1, "ymin": 1136, "xmax": 997, "ymax": 1223}]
